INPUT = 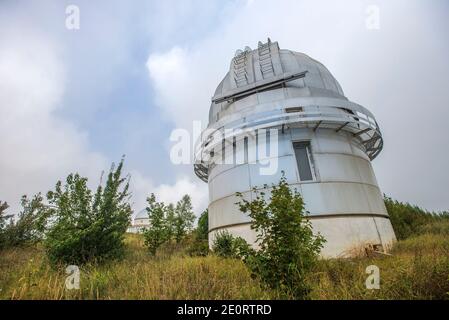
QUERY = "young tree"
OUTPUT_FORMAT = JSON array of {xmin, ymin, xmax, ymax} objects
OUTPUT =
[
  {"xmin": 0, "ymin": 201, "xmax": 11, "ymax": 248},
  {"xmin": 165, "ymin": 203, "xmax": 176, "ymax": 241},
  {"xmin": 44, "ymin": 158, "xmax": 132, "ymax": 264},
  {"xmin": 0, "ymin": 195, "xmax": 50, "ymax": 248},
  {"xmin": 383, "ymin": 195, "xmax": 449, "ymax": 240},
  {"xmin": 187, "ymin": 209, "xmax": 210, "ymax": 257},
  {"xmin": 0, "ymin": 201, "xmax": 10, "ymax": 229},
  {"xmin": 174, "ymin": 195, "xmax": 195, "ymax": 243},
  {"xmin": 236, "ymin": 174, "xmax": 325, "ymax": 299},
  {"xmin": 196, "ymin": 209, "xmax": 208, "ymax": 241},
  {"xmin": 143, "ymin": 194, "xmax": 168, "ymax": 255}
]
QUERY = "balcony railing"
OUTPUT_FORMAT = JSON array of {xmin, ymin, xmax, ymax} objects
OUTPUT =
[{"xmin": 194, "ymin": 104, "xmax": 383, "ymax": 182}]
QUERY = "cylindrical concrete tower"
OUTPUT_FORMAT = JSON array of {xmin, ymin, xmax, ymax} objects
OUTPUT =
[{"xmin": 194, "ymin": 39, "xmax": 396, "ymax": 257}]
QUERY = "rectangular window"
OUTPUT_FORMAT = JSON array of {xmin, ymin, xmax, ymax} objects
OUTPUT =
[
  {"xmin": 285, "ymin": 106, "xmax": 304, "ymax": 113},
  {"xmin": 293, "ymin": 141, "xmax": 314, "ymax": 181}
]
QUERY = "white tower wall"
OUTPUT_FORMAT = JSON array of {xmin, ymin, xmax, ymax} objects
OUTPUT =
[{"xmin": 207, "ymin": 128, "xmax": 395, "ymax": 257}]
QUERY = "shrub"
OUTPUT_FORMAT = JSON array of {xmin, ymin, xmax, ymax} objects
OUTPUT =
[
  {"xmin": 143, "ymin": 194, "xmax": 169, "ymax": 255},
  {"xmin": 143, "ymin": 194, "xmax": 201, "ymax": 256},
  {"xmin": 44, "ymin": 158, "xmax": 132, "ymax": 265},
  {"xmin": 212, "ymin": 230, "xmax": 251, "ymax": 259},
  {"xmin": 212, "ymin": 231, "xmax": 234, "ymax": 257},
  {"xmin": 236, "ymin": 174, "xmax": 325, "ymax": 299},
  {"xmin": 417, "ymin": 220, "xmax": 449, "ymax": 235},
  {"xmin": 0, "ymin": 201, "xmax": 11, "ymax": 248},
  {"xmin": 385, "ymin": 195, "xmax": 449, "ymax": 240},
  {"xmin": 165, "ymin": 203, "xmax": 176, "ymax": 241},
  {"xmin": 0, "ymin": 201, "xmax": 9, "ymax": 225},
  {"xmin": 0, "ymin": 195, "xmax": 49, "ymax": 249},
  {"xmin": 187, "ymin": 209, "xmax": 210, "ymax": 257},
  {"xmin": 187, "ymin": 239, "xmax": 209, "ymax": 257},
  {"xmin": 196, "ymin": 209, "xmax": 208, "ymax": 241},
  {"xmin": 173, "ymin": 195, "xmax": 195, "ymax": 243}
]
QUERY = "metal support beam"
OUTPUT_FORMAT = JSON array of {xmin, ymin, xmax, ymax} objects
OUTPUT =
[
  {"xmin": 313, "ymin": 120, "xmax": 322, "ymax": 132},
  {"xmin": 366, "ymin": 146, "xmax": 380, "ymax": 152},
  {"xmin": 212, "ymin": 71, "xmax": 308, "ymax": 104},
  {"xmin": 363, "ymin": 135, "xmax": 380, "ymax": 144},
  {"xmin": 353, "ymin": 127, "xmax": 371, "ymax": 137},
  {"xmin": 335, "ymin": 121, "xmax": 349, "ymax": 132}
]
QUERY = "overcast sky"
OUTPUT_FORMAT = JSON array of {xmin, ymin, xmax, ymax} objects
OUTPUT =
[{"xmin": 1, "ymin": 0, "xmax": 448, "ymax": 216}]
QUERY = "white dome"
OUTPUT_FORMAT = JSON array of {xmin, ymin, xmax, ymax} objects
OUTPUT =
[
  {"xmin": 195, "ymin": 39, "xmax": 383, "ymax": 183},
  {"xmin": 209, "ymin": 40, "xmax": 345, "ymax": 125}
]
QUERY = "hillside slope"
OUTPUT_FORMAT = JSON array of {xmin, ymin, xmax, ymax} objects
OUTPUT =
[{"xmin": 1, "ymin": 233, "xmax": 448, "ymax": 300}]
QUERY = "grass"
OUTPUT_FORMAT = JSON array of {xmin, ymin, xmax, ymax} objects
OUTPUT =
[
  {"xmin": 309, "ymin": 234, "xmax": 449, "ymax": 300},
  {"xmin": 0, "ymin": 234, "xmax": 272, "ymax": 300},
  {"xmin": 1, "ymin": 233, "xmax": 448, "ymax": 300}
]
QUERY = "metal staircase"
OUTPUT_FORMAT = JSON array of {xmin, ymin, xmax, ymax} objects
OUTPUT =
[
  {"xmin": 257, "ymin": 38, "xmax": 275, "ymax": 79},
  {"xmin": 232, "ymin": 51, "xmax": 248, "ymax": 88}
]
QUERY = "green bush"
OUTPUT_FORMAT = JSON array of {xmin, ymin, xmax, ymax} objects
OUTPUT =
[
  {"xmin": 187, "ymin": 239, "xmax": 209, "ymax": 257},
  {"xmin": 417, "ymin": 220, "xmax": 449, "ymax": 235},
  {"xmin": 236, "ymin": 174, "xmax": 325, "ymax": 300},
  {"xmin": 196, "ymin": 209, "xmax": 208, "ymax": 241},
  {"xmin": 0, "ymin": 201, "xmax": 11, "ymax": 248},
  {"xmin": 212, "ymin": 231, "xmax": 235, "ymax": 258},
  {"xmin": 44, "ymin": 158, "xmax": 132, "ymax": 265},
  {"xmin": 165, "ymin": 203, "xmax": 176, "ymax": 241},
  {"xmin": 173, "ymin": 195, "xmax": 195, "ymax": 243},
  {"xmin": 187, "ymin": 209, "xmax": 210, "ymax": 257},
  {"xmin": 385, "ymin": 195, "xmax": 449, "ymax": 240},
  {"xmin": 212, "ymin": 230, "xmax": 250, "ymax": 259},
  {"xmin": 143, "ymin": 194, "xmax": 169, "ymax": 255},
  {"xmin": 143, "ymin": 194, "xmax": 199, "ymax": 256},
  {"xmin": 0, "ymin": 201, "xmax": 9, "ymax": 225},
  {"xmin": 0, "ymin": 195, "xmax": 49, "ymax": 249}
]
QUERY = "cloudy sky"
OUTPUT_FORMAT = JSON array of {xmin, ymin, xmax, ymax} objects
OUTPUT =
[{"xmin": 1, "ymin": 0, "xmax": 448, "ymax": 216}]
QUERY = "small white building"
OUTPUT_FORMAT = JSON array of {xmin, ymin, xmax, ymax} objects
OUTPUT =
[{"xmin": 127, "ymin": 209, "xmax": 149, "ymax": 233}]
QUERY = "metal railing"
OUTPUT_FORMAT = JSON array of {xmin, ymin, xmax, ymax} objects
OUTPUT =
[{"xmin": 194, "ymin": 105, "xmax": 383, "ymax": 182}]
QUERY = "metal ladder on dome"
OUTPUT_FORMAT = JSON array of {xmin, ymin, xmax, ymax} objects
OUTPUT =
[
  {"xmin": 258, "ymin": 38, "xmax": 275, "ymax": 79},
  {"xmin": 233, "ymin": 51, "xmax": 248, "ymax": 88}
]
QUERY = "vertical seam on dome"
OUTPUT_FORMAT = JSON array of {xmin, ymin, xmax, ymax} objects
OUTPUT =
[{"xmin": 316, "ymin": 64, "xmax": 327, "ymax": 90}]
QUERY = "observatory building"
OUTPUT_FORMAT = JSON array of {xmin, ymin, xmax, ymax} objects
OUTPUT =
[
  {"xmin": 127, "ymin": 209, "xmax": 149, "ymax": 233},
  {"xmin": 194, "ymin": 39, "xmax": 396, "ymax": 257}
]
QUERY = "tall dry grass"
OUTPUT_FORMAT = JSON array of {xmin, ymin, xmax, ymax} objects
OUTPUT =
[
  {"xmin": 308, "ymin": 234, "xmax": 449, "ymax": 300},
  {"xmin": 1, "ymin": 233, "xmax": 448, "ymax": 300},
  {"xmin": 0, "ymin": 234, "xmax": 271, "ymax": 300}
]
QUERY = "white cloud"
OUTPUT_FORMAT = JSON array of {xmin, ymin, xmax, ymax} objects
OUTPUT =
[
  {"xmin": 0, "ymin": 2, "xmax": 209, "ymax": 218},
  {"xmin": 0, "ymin": 24, "xmax": 208, "ymax": 217},
  {"xmin": 146, "ymin": 46, "xmax": 214, "ymax": 130},
  {"xmin": 0, "ymin": 26, "xmax": 107, "ymax": 214},
  {"xmin": 129, "ymin": 171, "xmax": 208, "ymax": 218},
  {"xmin": 154, "ymin": 177, "xmax": 208, "ymax": 213}
]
